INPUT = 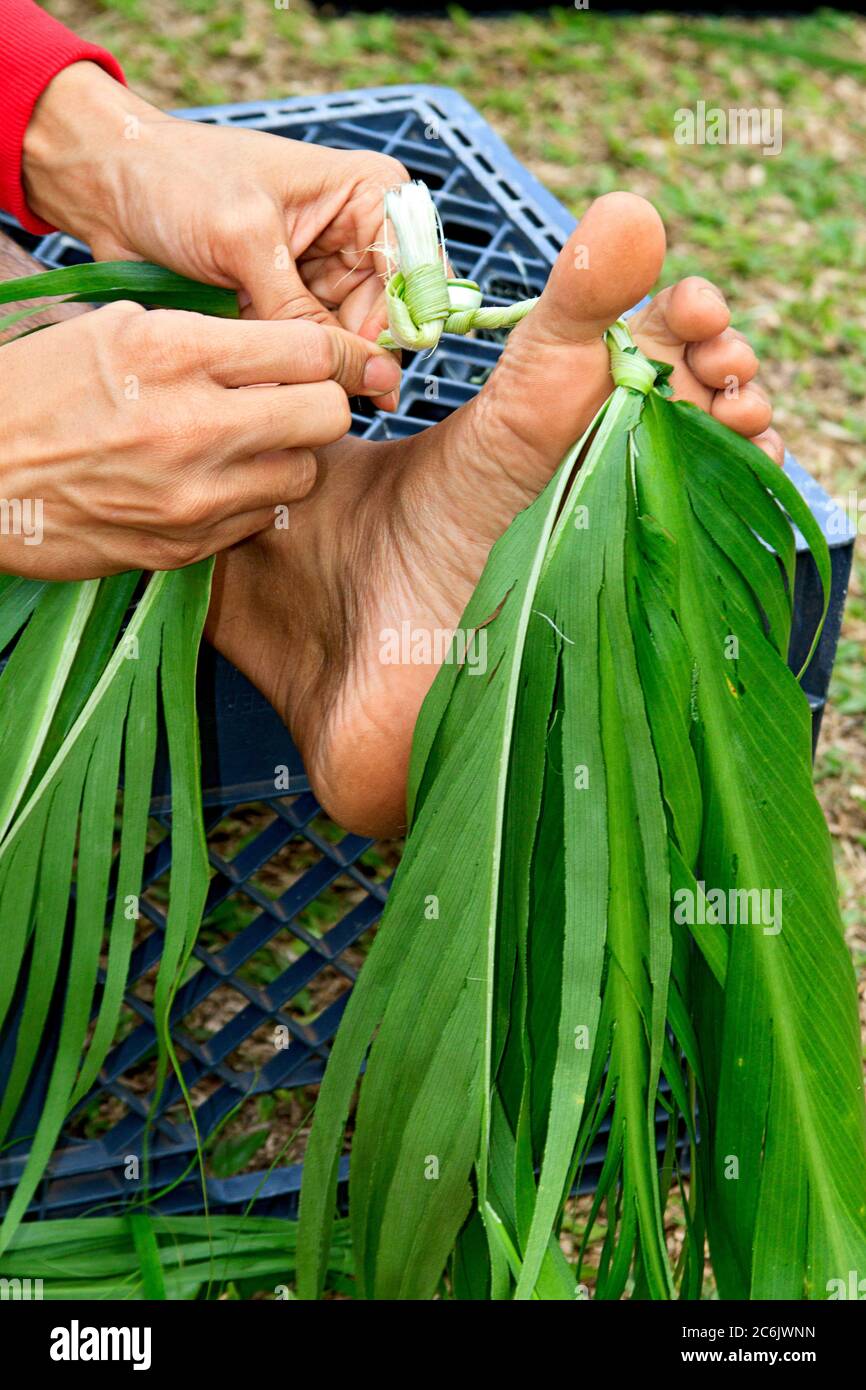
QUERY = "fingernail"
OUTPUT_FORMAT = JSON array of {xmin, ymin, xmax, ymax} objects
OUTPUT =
[
  {"xmin": 378, "ymin": 388, "xmax": 400, "ymax": 413},
  {"xmin": 363, "ymin": 354, "xmax": 401, "ymax": 394}
]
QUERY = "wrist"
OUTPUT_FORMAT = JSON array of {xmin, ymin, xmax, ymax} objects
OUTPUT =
[{"xmin": 22, "ymin": 62, "xmax": 164, "ymax": 245}]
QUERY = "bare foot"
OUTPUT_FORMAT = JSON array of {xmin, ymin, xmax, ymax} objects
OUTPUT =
[{"xmin": 206, "ymin": 193, "xmax": 783, "ymax": 836}]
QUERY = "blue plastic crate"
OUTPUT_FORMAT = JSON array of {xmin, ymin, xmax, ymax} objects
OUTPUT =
[{"xmin": 0, "ymin": 84, "xmax": 853, "ymax": 1222}]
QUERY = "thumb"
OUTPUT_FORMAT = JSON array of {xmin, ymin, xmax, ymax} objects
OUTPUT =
[
  {"xmin": 322, "ymin": 322, "xmax": 402, "ymax": 399},
  {"xmin": 529, "ymin": 192, "xmax": 666, "ymax": 348}
]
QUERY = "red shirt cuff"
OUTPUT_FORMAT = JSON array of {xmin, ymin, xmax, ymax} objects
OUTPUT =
[{"xmin": 0, "ymin": 0, "xmax": 126, "ymax": 235}]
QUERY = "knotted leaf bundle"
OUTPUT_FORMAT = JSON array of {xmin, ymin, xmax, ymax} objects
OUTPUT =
[{"xmin": 298, "ymin": 328, "xmax": 866, "ymax": 1300}]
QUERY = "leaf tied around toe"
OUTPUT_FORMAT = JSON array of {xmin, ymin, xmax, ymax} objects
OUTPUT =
[{"xmin": 297, "ymin": 312, "xmax": 866, "ymax": 1300}]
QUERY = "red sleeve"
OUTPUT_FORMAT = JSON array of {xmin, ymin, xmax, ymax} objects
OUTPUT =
[{"xmin": 0, "ymin": 0, "xmax": 125, "ymax": 234}]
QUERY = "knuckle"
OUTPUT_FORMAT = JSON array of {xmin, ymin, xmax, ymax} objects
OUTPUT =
[
  {"xmin": 368, "ymin": 152, "xmax": 409, "ymax": 187},
  {"xmin": 152, "ymin": 408, "xmax": 215, "ymax": 468},
  {"xmin": 292, "ymin": 320, "xmax": 333, "ymax": 378},
  {"xmin": 269, "ymin": 290, "xmax": 325, "ymax": 324},
  {"xmin": 162, "ymin": 482, "xmax": 217, "ymax": 531},
  {"xmin": 285, "ymin": 447, "xmax": 317, "ymax": 497},
  {"xmin": 214, "ymin": 190, "xmax": 276, "ymax": 251},
  {"xmin": 145, "ymin": 307, "xmax": 196, "ymax": 352},
  {"xmin": 314, "ymin": 380, "xmax": 352, "ymax": 436},
  {"xmin": 122, "ymin": 308, "xmax": 201, "ymax": 378},
  {"xmin": 85, "ymin": 300, "xmax": 148, "ymax": 366},
  {"xmin": 99, "ymin": 298, "xmax": 147, "ymax": 321},
  {"xmin": 140, "ymin": 533, "xmax": 207, "ymax": 571},
  {"xmin": 143, "ymin": 307, "xmax": 184, "ymax": 336},
  {"xmin": 323, "ymin": 327, "xmax": 351, "ymax": 384}
]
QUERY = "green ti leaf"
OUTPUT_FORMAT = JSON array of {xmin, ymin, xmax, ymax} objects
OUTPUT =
[
  {"xmin": 0, "ymin": 564, "xmax": 213, "ymax": 1255},
  {"xmin": 298, "ymin": 336, "xmax": 866, "ymax": 1301}
]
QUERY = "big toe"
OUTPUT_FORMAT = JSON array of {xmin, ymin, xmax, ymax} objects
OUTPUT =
[
  {"xmin": 528, "ymin": 191, "xmax": 666, "ymax": 349},
  {"xmin": 459, "ymin": 193, "xmax": 666, "ymax": 498}
]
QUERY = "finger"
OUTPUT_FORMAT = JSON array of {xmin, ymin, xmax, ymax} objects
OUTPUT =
[
  {"xmin": 207, "ymin": 446, "xmax": 318, "ymax": 516},
  {"xmin": 749, "ymin": 427, "xmax": 785, "ymax": 467},
  {"xmin": 372, "ymin": 384, "xmax": 400, "ymax": 413},
  {"xmin": 189, "ymin": 316, "xmax": 401, "ymax": 397},
  {"xmin": 250, "ymin": 249, "xmax": 337, "ymax": 325},
  {"xmin": 346, "ymin": 283, "xmax": 402, "ymax": 407},
  {"xmin": 685, "ymin": 328, "xmax": 759, "ymax": 391},
  {"xmin": 299, "ymin": 252, "xmax": 378, "ymax": 309},
  {"xmin": 711, "ymin": 380, "xmax": 773, "ymax": 437},
  {"xmin": 206, "ymin": 505, "xmax": 291, "ymax": 549},
  {"xmin": 225, "ymin": 204, "xmax": 340, "ymax": 325},
  {"xmin": 160, "ymin": 448, "xmax": 317, "ymax": 535},
  {"xmin": 338, "ymin": 276, "xmax": 390, "ymax": 340},
  {"xmin": 337, "ymin": 281, "xmax": 401, "ymax": 409},
  {"xmin": 96, "ymin": 505, "xmax": 285, "ymax": 575},
  {"xmin": 217, "ymin": 381, "xmax": 356, "ymax": 458}
]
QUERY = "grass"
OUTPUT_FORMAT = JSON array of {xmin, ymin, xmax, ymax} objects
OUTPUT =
[{"xmin": 27, "ymin": 0, "xmax": 866, "ymax": 1281}]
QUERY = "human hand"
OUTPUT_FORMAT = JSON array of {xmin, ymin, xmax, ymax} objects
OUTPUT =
[
  {"xmin": 0, "ymin": 298, "xmax": 400, "ymax": 580},
  {"xmin": 22, "ymin": 62, "xmax": 406, "ymax": 354}
]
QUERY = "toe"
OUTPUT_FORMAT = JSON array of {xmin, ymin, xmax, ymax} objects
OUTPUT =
[
  {"xmin": 667, "ymin": 277, "xmax": 731, "ymax": 342},
  {"xmin": 635, "ymin": 276, "xmax": 731, "ymax": 347},
  {"xmin": 711, "ymin": 380, "xmax": 773, "ymax": 437},
  {"xmin": 686, "ymin": 328, "xmax": 759, "ymax": 391},
  {"xmin": 528, "ymin": 191, "xmax": 666, "ymax": 348},
  {"xmin": 455, "ymin": 192, "xmax": 668, "ymax": 500}
]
